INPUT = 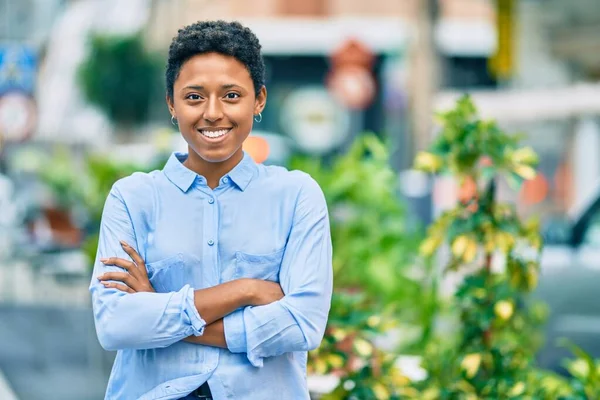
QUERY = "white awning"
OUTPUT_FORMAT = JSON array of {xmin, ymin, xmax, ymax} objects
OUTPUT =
[
  {"xmin": 240, "ymin": 17, "xmax": 410, "ymax": 55},
  {"xmin": 434, "ymin": 83, "xmax": 600, "ymax": 123},
  {"xmin": 435, "ymin": 18, "xmax": 497, "ymax": 57}
]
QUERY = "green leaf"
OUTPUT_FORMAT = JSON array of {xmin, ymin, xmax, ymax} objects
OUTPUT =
[
  {"xmin": 505, "ymin": 172, "xmax": 525, "ymax": 191},
  {"xmin": 481, "ymin": 166, "xmax": 497, "ymax": 183}
]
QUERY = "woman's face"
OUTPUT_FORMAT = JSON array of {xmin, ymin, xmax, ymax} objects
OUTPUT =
[{"xmin": 167, "ymin": 52, "xmax": 266, "ymax": 164}]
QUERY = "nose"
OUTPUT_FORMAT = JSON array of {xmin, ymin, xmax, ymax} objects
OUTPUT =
[{"xmin": 203, "ymin": 96, "xmax": 224, "ymax": 122}]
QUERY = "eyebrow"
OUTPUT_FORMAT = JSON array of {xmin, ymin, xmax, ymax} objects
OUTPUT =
[{"xmin": 181, "ymin": 84, "xmax": 244, "ymax": 92}]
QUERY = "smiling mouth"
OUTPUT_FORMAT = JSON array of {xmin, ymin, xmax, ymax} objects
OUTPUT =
[{"xmin": 198, "ymin": 128, "xmax": 232, "ymax": 139}]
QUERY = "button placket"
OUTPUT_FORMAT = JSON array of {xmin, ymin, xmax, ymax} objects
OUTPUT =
[
  {"xmin": 206, "ymin": 195, "xmax": 216, "ymax": 246},
  {"xmin": 201, "ymin": 185, "xmax": 221, "ymax": 290}
]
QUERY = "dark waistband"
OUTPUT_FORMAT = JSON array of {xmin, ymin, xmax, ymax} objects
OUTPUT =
[{"xmin": 186, "ymin": 382, "xmax": 212, "ymax": 399}]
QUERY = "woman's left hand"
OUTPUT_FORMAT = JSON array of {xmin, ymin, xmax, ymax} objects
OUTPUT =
[{"xmin": 97, "ymin": 241, "xmax": 155, "ymax": 293}]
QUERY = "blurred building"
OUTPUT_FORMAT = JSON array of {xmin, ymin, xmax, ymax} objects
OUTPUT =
[
  {"xmin": 148, "ymin": 0, "xmax": 418, "ymax": 161},
  {"xmin": 434, "ymin": 0, "xmax": 600, "ymax": 219},
  {"xmin": 2, "ymin": 0, "xmax": 600, "ymax": 215},
  {"xmin": 146, "ymin": 0, "xmax": 498, "ymax": 163}
]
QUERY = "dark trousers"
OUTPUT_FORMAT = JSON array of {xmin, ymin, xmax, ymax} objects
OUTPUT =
[{"xmin": 180, "ymin": 382, "xmax": 212, "ymax": 399}]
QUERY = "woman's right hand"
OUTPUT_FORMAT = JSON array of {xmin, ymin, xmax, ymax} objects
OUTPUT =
[{"xmin": 244, "ymin": 279, "xmax": 284, "ymax": 306}]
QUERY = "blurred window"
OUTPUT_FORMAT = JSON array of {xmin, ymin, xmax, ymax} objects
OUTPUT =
[
  {"xmin": 542, "ymin": 217, "xmax": 571, "ymax": 245},
  {"xmin": 582, "ymin": 213, "xmax": 600, "ymax": 247},
  {"xmin": 441, "ymin": 56, "xmax": 497, "ymax": 89}
]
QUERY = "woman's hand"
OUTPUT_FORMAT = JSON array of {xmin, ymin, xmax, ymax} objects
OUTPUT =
[{"xmin": 97, "ymin": 241, "xmax": 155, "ymax": 293}]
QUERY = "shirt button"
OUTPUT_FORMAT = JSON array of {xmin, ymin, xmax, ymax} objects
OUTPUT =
[
  {"xmin": 207, "ymin": 239, "xmax": 214, "ymax": 246},
  {"xmin": 222, "ymin": 177, "xmax": 229, "ymax": 183},
  {"xmin": 208, "ymin": 197, "xmax": 214, "ymax": 204}
]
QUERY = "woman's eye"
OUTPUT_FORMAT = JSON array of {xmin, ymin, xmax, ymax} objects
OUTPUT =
[
  {"xmin": 186, "ymin": 94, "xmax": 202, "ymax": 100},
  {"xmin": 225, "ymin": 93, "xmax": 240, "ymax": 99}
]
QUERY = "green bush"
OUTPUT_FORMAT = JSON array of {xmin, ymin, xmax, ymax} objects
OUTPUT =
[
  {"xmin": 410, "ymin": 95, "xmax": 582, "ymax": 399},
  {"xmin": 79, "ymin": 32, "xmax": 162, "ymax": 127},
  {"xmin": 291, "ymin": 135, "xmax": 428, "ymax": 398}
]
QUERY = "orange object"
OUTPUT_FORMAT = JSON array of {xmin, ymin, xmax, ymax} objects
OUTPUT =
[
  {"xmin": 458, "ymin": 176, "xmax": 478, "ymax": 204},
  {"xmin": 479, "ymin": 156, "xmax": 493, "ymax": 167},
  {"xmin": 520, "ymin": 173, "xmax": 549, "ymax": 205},
  {"xmin": 554, "ymin": 162, "xmax": 573, "ymax": 210},
  {"xmin": 243, "ymin": 135, "xmax": 270, "ymax": 163},
  {"xmin": 329, "ymin": 38, "xmax": 375, "ymax": 71},
  {"xmin": 327, "ymin": 38, "xmax": 376, "ymax": 110}
]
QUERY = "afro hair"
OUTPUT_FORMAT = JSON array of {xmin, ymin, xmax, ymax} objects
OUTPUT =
[{"xmin": 165, "ymin": 20, "xmax": 266, "ymax": 99}]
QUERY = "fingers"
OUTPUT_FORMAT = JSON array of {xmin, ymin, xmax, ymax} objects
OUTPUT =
[
  {"xmin": 101, "ymin": 281, "xmax": 134, "ymax": 293},
  {"xmin": 100, "ymin": 256, "xmax": 138, "ymax": 276},
  {"xmin": 119, "ymin": 241, "xmax": 147, "ymax": 277},
  {"xmin": 98, "ymin": 271, "xmax": 135, "ymax": 288}
]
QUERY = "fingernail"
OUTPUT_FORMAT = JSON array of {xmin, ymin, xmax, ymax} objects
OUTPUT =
[
  {"xmin": 100, "ymin": 258, "xmax": 108, "ymax": 262},
  {"xmin": 120, "ymin": 241, "xmax": 128, "ymax": 247},
  {"xmin": 97, "ymin": 275, "xmax": 103, "ymax": 280}
]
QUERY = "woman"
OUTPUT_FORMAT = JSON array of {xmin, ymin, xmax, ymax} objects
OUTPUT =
[{"xmin": 90, "ymin": 20, "xmax": 333, "ymax": 400}]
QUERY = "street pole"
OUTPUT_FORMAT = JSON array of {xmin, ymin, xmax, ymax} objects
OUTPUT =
[{"xmin": 409, "ymin": 0, "xmax": 439, "ymax": 158}]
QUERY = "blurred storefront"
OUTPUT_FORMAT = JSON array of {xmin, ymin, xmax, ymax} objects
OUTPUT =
[
  {"xmin": 148, "ymin": 0, "xmax": 415, "ymax": 162},
  {"xmin": 2, "ymin": 0, "xmax": 599, "ymax": 239},
  {"xmin": 432, "ymin": 0, "xmax": 600, "ymax": 225}
]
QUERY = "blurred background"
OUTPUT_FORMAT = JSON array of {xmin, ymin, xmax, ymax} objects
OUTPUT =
[{"xmin": 1, "ymin": 0, "xmax": 600, "ymax": 399}]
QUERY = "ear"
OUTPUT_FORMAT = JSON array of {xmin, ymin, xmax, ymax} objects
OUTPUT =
[
  {"xmin": 166, "ymin": 95, "xmax": 175, "ymax": 117},
  {"xmin": 254, "ymin": 86, "xmax": 267, "ymax": 115}
]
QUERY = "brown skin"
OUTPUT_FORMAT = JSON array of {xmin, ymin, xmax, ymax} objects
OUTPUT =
[
  {"xmin": 167, "ymin": 52, "xmax": 267, "ymax": 189},
  {"xmin": 97, "ymin": 52, "xmax": 279, "ymax": 348},
  {"xmin": 98, "ymin": 242, "xmax": 284, "ymax": 348}
]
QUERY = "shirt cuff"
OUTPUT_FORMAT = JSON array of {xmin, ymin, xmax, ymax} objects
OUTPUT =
[
  {"xmin": 223, "ymin": 309, "xmax": 247, "ymax": 353},
  {"xmin": 181, "ymin": 285, "xmax": 206, "ymax": 336}
]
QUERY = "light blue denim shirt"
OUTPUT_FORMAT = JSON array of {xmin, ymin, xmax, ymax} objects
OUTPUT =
[{"xmin": 89, "ymin": 152, "xmax": 333, "ymax": 400}]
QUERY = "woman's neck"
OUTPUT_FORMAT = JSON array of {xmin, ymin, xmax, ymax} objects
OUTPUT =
[{"xmin": 183, "ymin": 149, "xmax": 243, "ymax": 189}]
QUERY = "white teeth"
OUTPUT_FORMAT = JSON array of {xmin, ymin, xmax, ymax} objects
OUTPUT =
[{"xmin": 200, "ymin": 129, "xmax": 229, "ymax": 138}]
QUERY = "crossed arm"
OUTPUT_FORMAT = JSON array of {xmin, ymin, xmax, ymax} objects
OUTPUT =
[
  {"xmin": 97, "ymin": 241, "xmax": 282, "ymax": 348},
  {"xmin": 91, "ymin": 179, "xmax": 332, "ymax": 365}
]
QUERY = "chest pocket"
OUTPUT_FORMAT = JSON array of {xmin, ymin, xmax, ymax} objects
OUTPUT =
[
  {"xmin": 234, "ymin": 248, "xmax": 284, "ymax": 283},
  {"xmin": 146, "ymin": 254, "xmax": 186, "ymax": 293}
]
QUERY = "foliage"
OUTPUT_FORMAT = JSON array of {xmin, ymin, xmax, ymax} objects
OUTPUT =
[
  {"xmin": 38, "ymin": 146, "xmax": 167, "ymax": 264},
  {"xmin": 291, "ymin": 134, "xmax": 424, "ymax": 311},
  {"xmin": 79, "ymin": 32, "xmax": 162, "ymax": 127},
  {"xmin": 291, "ymin": 135, "xmax": 428, "ymax": 398},
  {"xmin": 308, "ymin": 292, "xmax": 414, "ymax": 400},
  {"xmin": 320, "ymin": 351, "xmax": 413, "ymax": 400},
  {"xmin": 412, "ymin": 95, "xmax": 552, "ymax": 398},
  {"xmin": 560, "ymin": 340, "xmax": 600, "ymax": 399}
]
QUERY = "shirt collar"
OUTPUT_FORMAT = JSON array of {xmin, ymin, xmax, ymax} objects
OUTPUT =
[
  {"xmin": 226, "ymin": 151, "xmax": 256, "ymax": 191},
  {"xmin": 163, "ymin": 151, "xmax": 257, "ymax": 192},
  {"xmin": 163, "ymin": 152, "xmax": 197, "ymax": 192}
]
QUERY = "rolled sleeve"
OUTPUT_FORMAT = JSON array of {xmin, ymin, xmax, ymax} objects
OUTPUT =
[
  {"xmin": 179, "ymin": 285, "xmax": 206, "ymax": 337},
  {"xmin": 223, "ymin": 309, "xmax": 247, "ymax": 353},
  {"xmin": 223, "ymin": 176, "xmax": 333, "ymax": 367},
  {"xmin": 90, "ymin": 185, "xmax": 207, "ymax": 351}
]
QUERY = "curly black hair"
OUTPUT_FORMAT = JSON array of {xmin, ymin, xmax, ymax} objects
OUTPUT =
[{"xmin": 165, "ymin": 20, "xmax": 265, "ymax": 100}]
